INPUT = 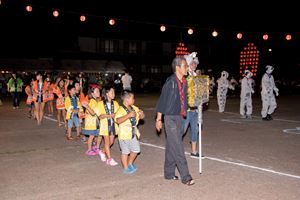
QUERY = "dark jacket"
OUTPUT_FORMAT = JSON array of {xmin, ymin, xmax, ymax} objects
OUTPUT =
[{"xmin": 156, "ymin": 74, "xmax": 187, "ymax": 115}]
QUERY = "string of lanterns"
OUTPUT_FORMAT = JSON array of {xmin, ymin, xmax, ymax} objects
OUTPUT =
[{"xmin": 19, "ymin": 4, "xmax": 294, "ymax": 41}]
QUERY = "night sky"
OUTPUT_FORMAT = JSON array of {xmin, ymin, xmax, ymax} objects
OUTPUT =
[{"xmin": 0, "ymin": 1, "xmax": 299, "ymax": 78}]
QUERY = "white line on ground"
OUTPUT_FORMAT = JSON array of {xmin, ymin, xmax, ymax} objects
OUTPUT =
[
  {"xmin": 44, "ymin": 115, "xmax": 300, "ymax": 180},
  {"xmin": 140, "ymin": 142, "xmax": 300, "ymax": 180},
  {"xmin": 220, "ymin": 119, "xmax": 242, "ymax": 124},
  {"xmin": 207, "ymin": 109, "xmax": 300, "ymax": 123},
  {"xmin": 44, "ymin": 116, "xmax": 60, "ymax": 122}
]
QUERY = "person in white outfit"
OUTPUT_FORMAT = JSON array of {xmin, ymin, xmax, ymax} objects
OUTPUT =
[
  {"xmin": 240, "ymin": 70, "xmax": 255, "ymax": 119},
  {"xmin": 261, "ymin": 65, "xmax": 279, "ymax": 121},
  {"xmin": 217, "ymin": 71, "xmax": 234, "ymax": 113},
  {"xmin": 121, "ymin": 70, "xmax": 133, "ymax": 91}
]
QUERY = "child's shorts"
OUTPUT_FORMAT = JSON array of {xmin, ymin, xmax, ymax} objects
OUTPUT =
[
  {"xmin": 82, "ymin": 129, "xmax": 100, "ymax": 136},
  {"xmin": 68, "ymin": 115, "xmax": 80, "ymax": 128},
  {"xmin": 119, "ymin": 136, "xmax": 140, "ymax": 154}
]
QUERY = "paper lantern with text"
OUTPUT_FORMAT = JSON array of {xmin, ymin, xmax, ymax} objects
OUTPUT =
[{"xmin": 239, "ymin": 43, "xmax": 259, "ymax": 77}]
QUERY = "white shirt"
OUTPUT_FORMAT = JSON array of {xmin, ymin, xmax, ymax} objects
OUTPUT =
[{"xmin": 121, "ymin": 74, "xmax": 132, "ymax": 89}]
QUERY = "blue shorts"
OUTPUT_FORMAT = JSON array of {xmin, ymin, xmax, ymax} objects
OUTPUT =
[
  {"xmin": 82, "ymin": 129, "xmax": 99, "ymax": 136},
  {"xmin": 68, "ymin": 115, "xmax": 80, "ymax": 128}
]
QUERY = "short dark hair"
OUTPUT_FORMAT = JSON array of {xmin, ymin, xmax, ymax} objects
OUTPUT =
[
  {"xmin": 121, "ymin": 89, "xmax": 134, "ymax": 100},
  {"xmin": 67, "ymin": 84, "xmax": 75, "ymax": 92},
  {"xmin": 171, "ymin": 57, "xmax": 186, "ymax": 72}
]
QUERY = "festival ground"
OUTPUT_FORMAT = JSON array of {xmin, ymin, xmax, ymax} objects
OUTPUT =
[{"xmin": 0, "ymin": 93, "xmax": 300, "ymax": 200}]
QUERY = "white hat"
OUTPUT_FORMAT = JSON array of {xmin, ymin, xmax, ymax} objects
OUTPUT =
[{"xmin": 184, "ymin": 52, "xmax": 199, "ymax": 66}]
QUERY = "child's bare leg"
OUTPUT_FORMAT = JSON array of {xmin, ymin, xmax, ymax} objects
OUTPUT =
[
  {"xmin": 104, "ymin": 136, "xmax": 112, "ymax": 159},
  {"xmin": 96, "ymin": 136, "xmax": 102, "ymax": 149},
  {"xmin": 57, "ymin": 110, "xmax": 61, "ymax": 125},
  {"xmin": 76, "ymin": 127, "xmax": 81, "ymax": 137},
  {"xmin": 67, "ymin": 126, "xmax": 72, "ymax": 138},
  {"xmin": 109, "ymin": 135, "xmax": 115, "ymax": 146},
  {"xmin": 121, "ymin": 154, "xmax": 128, "ymax": 169},
  {"xmin": 39, "ymin": 102, "xmax": 45, "ymax": 123},
  {"xmin": 128, "ymin": 152, "xmax": 137, "ymax": 166},
  {"xmin": 87, "ymin": 135, "xmax": 95, "ymax": 150}
]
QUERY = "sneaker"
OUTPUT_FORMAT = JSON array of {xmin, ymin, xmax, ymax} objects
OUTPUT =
[
  {"xmin": 85, "ymin": 149, "xmax": 97, "ymax": 156},
  {"xmin": 190, "ymin": 152, "xmax": 199, "ymax": 158},
  {"xmin": 106, "ymin": 158, "xmax": 118, "ymax": 166},
  {"xmin": 262, "ymin": 117, "xmax": 269, "ymax": 121},
  {"xmin": 128, "ymin": 164, "xmax": 137, "ymax": 171},
  {"xmin": 267, "ymin": 114, "xmax": 273, "ymax": 120},
  {"xmin": 123, "ymin": 167, "xmax": 136, "ymax": 174},
  {"xmin": 98, "ymin": 150, "xmax": 107, "ymax": 162},
  {"xmin": 92, "ymin": 147, "xmax": 100, "ymax": 154},
  {"xmin": 246, "ymin": 115, "xmax": 252, "ymax": 119}
]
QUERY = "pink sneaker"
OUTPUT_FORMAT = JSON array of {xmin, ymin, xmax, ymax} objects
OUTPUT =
[
  {"xmin": 98, "ymin": 150, "xmax": 107, "ymax": 162},
  {"xmin": 93, "ymin": 147, "xmax": 100, "ymax": 154},
  {"xmin": 106, "ymin": 158, "xmax": 118, "ymax": 166},
  {"xmin": 85, "ymin": 149, "xmax": 97, "ymax": 156}
]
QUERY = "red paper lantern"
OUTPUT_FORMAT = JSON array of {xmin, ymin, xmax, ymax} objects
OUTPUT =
[
  {"xmin": 263, "ymin": 34, "xmax": 268, "ymax": 40},
  {"xmin": 26, "ymin": 5, "xmax": 32, "ymax": 12},
  {"xmin": 53, "ymin": 10, "xmax": 59, "ymax": 17},
  {"xmin": 286, "ymin": 34, "xmax": 292, "ymax": 41},
  {"xmin": 188, "ymin": 28, "xmax": 193, "ymax": 35},
  {"xmin": 237, "ymin": 33, "xmax": 242, "ymax": 39},
  {"xmin": 109, "ymin": 19, "xmax": 115, "ymax": 26},
  {"xmin": 160, "ymin": 25, "xmax": 166, "ymax": 32},
  {"xmin": 80, "ymin": 15, "xmax": 86, "ymax": 22}
]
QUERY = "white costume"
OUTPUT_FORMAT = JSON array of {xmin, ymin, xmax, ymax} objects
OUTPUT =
[
  {"xmin": 121, "ymin": 72, "xmax": 132, "ymax": 91},
  {"xmin": 184, "ymin": 52, "xmax": 199, "ymax": 76},
  {"xmin": 217, "ymin": 71, "xmax": 234, "ymax": 113},
  {"xmin": 261, "ymin": 65, "xmax": 279, "ymax": 120},
  {"xmin": 240, "ymin": 70, "xmax": 254, "ymax": 118}
]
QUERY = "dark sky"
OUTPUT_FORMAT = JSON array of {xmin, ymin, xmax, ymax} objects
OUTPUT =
[{"xmin": 0, "ymin": 0, "xmax": 299, "ymax": 78}]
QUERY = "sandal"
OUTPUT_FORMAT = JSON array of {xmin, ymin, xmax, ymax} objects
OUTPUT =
[
  {"xmin": 66, "ymin": 136, "xmax": 74, "ymax": 140},
  {"xmin": 166, "ymin": 176, "xmax": 179, "ymax": 180},
  {"xmin": 184, "ymin": 179, "xmax": 195, "ymax": 186}
]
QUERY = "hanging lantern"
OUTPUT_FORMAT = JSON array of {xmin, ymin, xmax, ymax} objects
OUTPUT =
[
  {"xmin": 263, "ymin": 34, "xmax": 268, "ymax": 40},
  {"xmin": 109, "ymin": 19, "xmax": 115, "ymax": 25},
  {"xmin": 237, "ymin": 33, "xmax": 242, "ymax": 39},
  {"xmin": 80, "ymin": 15, "xmax": 86, "ymax": 22},
  {"xmin": 286, "ymin": 34, "xmax": 292, "ymax": 41},
  {"xmin": 26, "ymin": 5, "xmax": 32, "ymax": 12},
  {"xmin": 188, "ymin": 28, "xmax": 193, "ymax": 35},
  {"xmin": 212, "ymin": 30, "xmax": 218, "ymax": 37},
  {"xmin": 175, "ymin": 42, "xmax": 189, "ymax": 57},
  {"xmin": 239, "ymin": 43, "xmax": 259, "ymax": 77},
  {"xmin": 53, "ymin": 10, "xmax": 59, "ymax": 17},
  {"xmin": 160, "ymin": 25, "xmax": 166, "ymax": 32}
]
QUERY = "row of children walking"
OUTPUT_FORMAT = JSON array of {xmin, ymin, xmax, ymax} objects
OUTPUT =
[
  {"xmin": 67, "ymin": 84, "xmax": 145, "ymax": 174},
  {"xmin": 25, "ymin": 72, "xmax": 145, "ymax": 174}
]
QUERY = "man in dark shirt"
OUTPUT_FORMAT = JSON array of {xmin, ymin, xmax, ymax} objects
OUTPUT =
[{"xmin": 155, "ymin": 57, "xmax": 195, "ymax": 186}]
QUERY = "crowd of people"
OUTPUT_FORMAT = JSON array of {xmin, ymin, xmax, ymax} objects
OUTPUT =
[
  {"xmin": 2, "ymin": 70, "xmax": 146, "ymax": 175},
  {"xmin": 0, "ymin": 53, "xmax": 294, "ymax": 187}
]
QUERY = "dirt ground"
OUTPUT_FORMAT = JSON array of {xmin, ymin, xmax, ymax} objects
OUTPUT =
[{"xmin": 0, "ymin": 93, "xmax": 299, "ymax": 200}]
